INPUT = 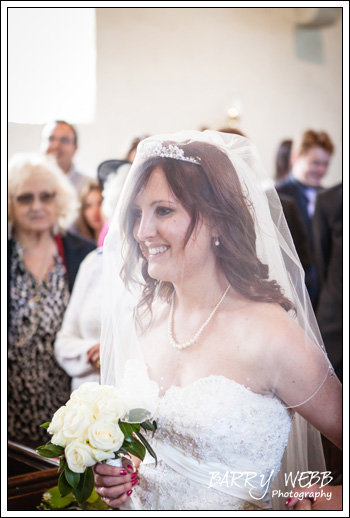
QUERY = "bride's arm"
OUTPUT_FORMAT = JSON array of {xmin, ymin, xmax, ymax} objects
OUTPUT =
[
  {"xmin": 291, "ymin": 372, "xmax": 342, "ymax": 450},
  {"xmin": 266, "ymin": 312, "xmax": 342, "ymax": 450}
]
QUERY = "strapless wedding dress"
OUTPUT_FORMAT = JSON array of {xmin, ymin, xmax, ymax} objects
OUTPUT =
[{"xmin": 121, "ymin": 360, "xmax": 292, "ymax": 511}]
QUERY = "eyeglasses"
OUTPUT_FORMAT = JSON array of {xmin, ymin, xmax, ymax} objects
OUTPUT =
[
  {"xmin": 14, "ymin": 192, "xmax": 57, "ymax": 205},
  {"xmin": 48, "ymin": 136, "xmax": 75, "ymax": 145}
]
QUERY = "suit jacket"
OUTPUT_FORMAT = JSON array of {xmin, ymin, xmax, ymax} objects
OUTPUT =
[
  {"xmin": 312, "ymin": 184, "xmax": 343, "ymax": 381},
  {"xmin": 278, "ymin": 194, "xmax": 313, "ymax": 270},
  {"xmin": 276, "ymin": 174, "xmax": 323, "ymax": 308},
  {"xmin": 276, "ymin": 173, "xmax": 325, "ymax": 242},
  {"xmin": 60, "ymin": 231, "xmax": 96, "ymax": 292}
]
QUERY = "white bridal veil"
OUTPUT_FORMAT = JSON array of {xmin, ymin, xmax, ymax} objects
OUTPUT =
[{"xmin": 100, "ymin": 130, "xmax": 333, "ymax": 509}]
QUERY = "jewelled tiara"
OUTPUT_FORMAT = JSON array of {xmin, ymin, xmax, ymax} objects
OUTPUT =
[{"xmin": 138, "ymin": 141, "xmax": 200, "ymax": 165}]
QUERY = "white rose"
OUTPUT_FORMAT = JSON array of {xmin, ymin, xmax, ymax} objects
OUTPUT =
[
  {"xmin": 94, "ymin": 388, "xmax": 126, "ymax": 421},
  {"xmin": 69, "ymin": 382, "xmax": 101, "ymax": 406},
  {"xmin": 65, "ymin": 440, "xmax": 96, "ymax": 473},
  {"xmin": 48, "ymin": 405, "xmax": 67, "ymax": 435},
  {"xmin": 63, "ymin": 401, "xmax": 95, "ymax": 440},
  {"xmin": 87, "ymin": 419, "xmax": 124, "ymax": 453},
  {"xmin": 50, "ymin": 430, "xmax": 69, "ymax": 448}
]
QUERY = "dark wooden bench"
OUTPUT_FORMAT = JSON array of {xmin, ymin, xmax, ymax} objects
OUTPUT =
[{"xmin": 7, "ymin": 441, "xmax": 60, "ymax": 511}]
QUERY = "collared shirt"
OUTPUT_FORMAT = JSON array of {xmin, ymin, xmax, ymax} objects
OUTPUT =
[
  {"xmin": 303, "ymin": 187, "xmax": 318, "ymax": 218},
  {"xmin": 288, "ymin": 173, "xmax": 320, "ymax": 218}
]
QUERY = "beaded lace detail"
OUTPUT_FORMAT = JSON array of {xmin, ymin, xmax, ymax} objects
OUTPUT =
[{"xmin": 122, "ymin": 360, "xmax": 292, "ymax": 511}]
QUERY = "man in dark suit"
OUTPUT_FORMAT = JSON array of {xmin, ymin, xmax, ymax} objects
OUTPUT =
[
  {"xmin": 313, "ymin": 184, "xmax": 343, "ymax": 382},
  {"xmin": 312, "ymin": 183, "xmax": 343, "ymax": 485},
  {"xmin": 276, "ymin": 129, "xmax": 335, "ymax": 308}
]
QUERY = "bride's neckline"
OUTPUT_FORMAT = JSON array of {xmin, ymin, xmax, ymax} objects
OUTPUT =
[
  {"xmin": 142, "ymin": 363, "xmax": 276, "ymax": 402},
  {"xmin": 159, "ymin": 374, "xmax": 275, "ymax": 400}
]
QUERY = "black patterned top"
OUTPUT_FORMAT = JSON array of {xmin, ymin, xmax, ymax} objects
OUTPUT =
[{"xmin": 8, "ymin": 240, "xmax": 72, "ymax": 448}]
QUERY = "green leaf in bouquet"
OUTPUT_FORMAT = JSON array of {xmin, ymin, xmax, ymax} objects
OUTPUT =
[
  {"xmin": 122, "ymin": 437, "xmax": 146, "ymax": 460},
  {"xmin": 119, "ymin": 421, "xmax": 141, "ymax": 441},
  {"xmin": 74, "ymin": 466, "xmax": 94, "ymax": 504},
  {"xmin": 59, "ymin": 455, "xmax": 67, "ymax": 473},
  {"xmin": 86, "ymin": 486, "xmax": 100, "ymax": 504},
  {"xmin": 36, "ymin": 442, "xmax": 64, "ymax": 458},
  {"xmin": 58, "ymin": 470, "xmax": 74, "ymax": 497},
  {"xmin": 65, "ymin": 466, "xmax": 81, "ymax": 489},
  {"xmin": 134, "ymin": 430, "xmax": 158, "ymax": 466},
  {"xmin": 140, "ymin": 419, "xmax": 157, "ymax": 434},
  {"xmin": 124, "ymin": 408, "xmax": 151, "ymax": 423},
  {"xmin": 40, "ymin": 422, "xmax": 51, "ymax": 429}
]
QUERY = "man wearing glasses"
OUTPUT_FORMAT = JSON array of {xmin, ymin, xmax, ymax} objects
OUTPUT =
[{"xmin": 41, "ymin": 120, "xmax": 92, "ymax": 193}]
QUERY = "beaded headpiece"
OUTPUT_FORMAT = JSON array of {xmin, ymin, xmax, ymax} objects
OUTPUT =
[{"xmin": 138, "ymin": 141, "xmax": 200, "ymax": 165}]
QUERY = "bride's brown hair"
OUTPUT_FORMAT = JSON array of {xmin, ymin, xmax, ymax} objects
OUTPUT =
[{"xmin": 121, "ymin": 141, "xmax": 295, "ymax": 322}]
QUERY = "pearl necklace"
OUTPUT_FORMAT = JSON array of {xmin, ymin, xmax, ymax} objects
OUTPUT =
[{"xmin": 168, "ymin": 284, "xmax": 231, "ymax": 350}]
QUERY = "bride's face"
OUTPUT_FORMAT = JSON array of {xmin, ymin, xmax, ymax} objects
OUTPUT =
[{"xmin": 132, "ymin": 166, "xmax": 215, "ymax": 284}]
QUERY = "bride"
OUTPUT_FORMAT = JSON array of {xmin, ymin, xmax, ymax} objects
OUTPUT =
[{"xmin": 94, "ymin": 131, "xmax": 342, "ymax": 510}]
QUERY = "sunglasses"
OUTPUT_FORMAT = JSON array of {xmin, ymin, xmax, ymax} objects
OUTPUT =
[{"xmin": 14, "ymin": 192, "xmax": 57, "ymax": 205}]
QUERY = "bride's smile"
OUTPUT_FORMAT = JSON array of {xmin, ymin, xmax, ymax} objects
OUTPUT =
[{"xmin": 133, "ymin": 166, "xmax": 216, "ymax": 285}]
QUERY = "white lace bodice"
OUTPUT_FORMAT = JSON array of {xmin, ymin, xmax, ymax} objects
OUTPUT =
[{"xmin": 121, "ymin": 360, "xmax": 292, "ymax": 511}]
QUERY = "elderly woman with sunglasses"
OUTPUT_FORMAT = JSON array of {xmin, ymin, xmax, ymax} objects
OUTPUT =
[{"xmin": 8, "ymin": 153, "xmax": 95, "ymax": 448}]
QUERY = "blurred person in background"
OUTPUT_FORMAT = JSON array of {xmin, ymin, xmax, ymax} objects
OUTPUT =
[
  {"xmin": 96, "ymin": 136, "xmax": 147, "ymax": 247},
  {"xmin": 124, "ymin": 135, "xmax": 149, "ymax": 163},
  {"xmin": 313, "ymin": 183, "xmax": 343, "ymax": 383},
  {"xmin": 7, "ymin": 153, "xmax": 95, "ymax": 447},
  {"xmin": 54, "ymin": 161, "xmax": 130, "ymax": 391},
  {"xmin": 41, "ymin": 120, "xmax": 92, "ymax": 193},
  {"xmin": 311, "ymin": 183, "xmax": 343, "ymax": 488},
  {"xmin": 72, "ymin": 180, "xmax": 104, "ymax": 244},
  {"xmin": 276, "ymin": 129, "xmax": 335, "ymax": 308},
  {"xmin": 274, "ymin": 139, "xmax": 292, "ymax": 185},
  {"xmin": 97, "ymin": 161, "xmax": 131, "ymax": 247}
]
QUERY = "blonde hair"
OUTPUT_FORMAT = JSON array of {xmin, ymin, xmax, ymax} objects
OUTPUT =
[{"xmin": 8, "ymin": 152, "xmax": 79, "ymax": 232}]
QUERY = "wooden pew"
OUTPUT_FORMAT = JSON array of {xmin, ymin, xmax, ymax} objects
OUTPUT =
[{"xmin": 7, "ymin": 441, "xmax": 60, "ymax": 511}]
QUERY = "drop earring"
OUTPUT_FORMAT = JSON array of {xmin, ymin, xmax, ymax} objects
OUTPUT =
[{"xmin": 214, "ymin": 237, "xmax": 220, "ymax": 246}]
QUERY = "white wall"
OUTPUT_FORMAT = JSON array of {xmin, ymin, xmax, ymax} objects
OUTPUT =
[{"xmin": 8, "ymin": 7, "xmax": 343, "ymax": 186}]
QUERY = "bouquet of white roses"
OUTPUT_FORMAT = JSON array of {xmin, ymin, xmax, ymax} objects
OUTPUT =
[{"xmin": 37, "ymin": 382, "xmax": 157, "ymax": 504}]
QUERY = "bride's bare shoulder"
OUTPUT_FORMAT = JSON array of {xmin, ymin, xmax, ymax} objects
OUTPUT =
[
  {"xmin": 225, "ymin": 297, "xmax": 293, "ymax": 324},
  {"xmin": 223, "ymin": 298, "xmax": 301, "ymax": 348}
]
